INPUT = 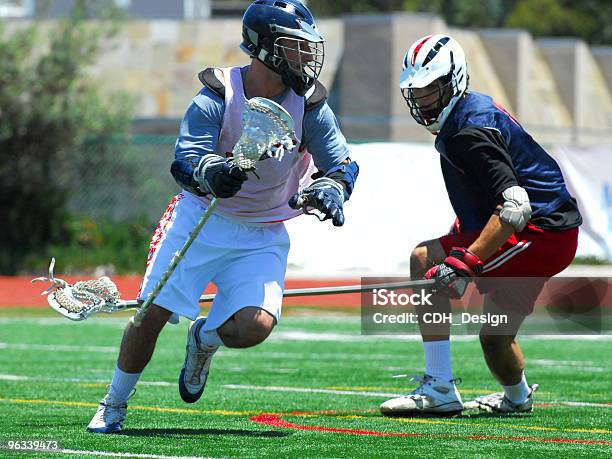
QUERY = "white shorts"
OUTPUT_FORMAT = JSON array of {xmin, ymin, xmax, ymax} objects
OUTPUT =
[{"xmin": 138, "ymin": 192, "xmax": 290, "ymax": 330}]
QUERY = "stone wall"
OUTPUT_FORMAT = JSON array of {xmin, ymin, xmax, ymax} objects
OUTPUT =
[{"xmin": 6, "ymin": 15, "xmax": 612, "ymax": 145}]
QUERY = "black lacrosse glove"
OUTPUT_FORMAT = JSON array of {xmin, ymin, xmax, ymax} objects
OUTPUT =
[
  {"xmin": 193, "ymin": 155, "xmax": 248, "ymax": 198},
  {"xmin": 288, "ymin": 178, "xmax": 345, "ymax": 227}
]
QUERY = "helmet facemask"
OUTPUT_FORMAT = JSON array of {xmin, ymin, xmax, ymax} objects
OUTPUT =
[
  {"xmin": 402, "ymin": 72, "xmax": 455, "ymax": 127},
  {"xmin": 272, "ymin": 36, "xmax": 324, "ymax": 96}
]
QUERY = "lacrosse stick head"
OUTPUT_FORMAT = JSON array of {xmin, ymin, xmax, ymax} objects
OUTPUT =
[
  {"xmin": 232, "ymin": 97, "xmax": 296, "ymax": 170},
  {"xmin": 31, "ymin": 258, "xmax": 122, "ymax": 321}
]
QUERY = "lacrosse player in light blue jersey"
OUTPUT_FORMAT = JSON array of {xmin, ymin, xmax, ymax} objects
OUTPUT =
[{"xmin": 87, "ymin": 0, "xmax": 359, "ymax": 433}]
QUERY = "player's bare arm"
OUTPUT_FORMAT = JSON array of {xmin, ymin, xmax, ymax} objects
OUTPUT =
[{"xmin": 468, "ymin": 208, "xmax": 516, "ymax": 260}]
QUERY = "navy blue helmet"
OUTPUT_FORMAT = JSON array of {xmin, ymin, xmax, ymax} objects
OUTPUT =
[{"xmin": 241, "ymin": 0, "xmax": 325, "ymax": 96}]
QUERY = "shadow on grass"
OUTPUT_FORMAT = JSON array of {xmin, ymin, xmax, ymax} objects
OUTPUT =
[{"xmin": 118, "ymin": 428, "xmax": 292, "ymax": 438}]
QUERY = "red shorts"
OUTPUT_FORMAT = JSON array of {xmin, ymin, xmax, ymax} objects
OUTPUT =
[
  {"xmin": 439, "ymin": 222, "xmax": 579, "ymax": 277},
  {"xmin": 438, "ymin": 222, "xmax": 579, "ymax": 315}
]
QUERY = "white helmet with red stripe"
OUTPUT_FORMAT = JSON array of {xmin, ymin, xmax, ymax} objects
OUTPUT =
[{"xmin": 400, "ymin": 34, "xmax": 468, "ymax": 133}]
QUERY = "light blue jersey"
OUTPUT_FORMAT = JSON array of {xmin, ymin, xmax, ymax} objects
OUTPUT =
[{"xmin": 176, "ymin": 70, "xmax": 350, "ymax": 173}]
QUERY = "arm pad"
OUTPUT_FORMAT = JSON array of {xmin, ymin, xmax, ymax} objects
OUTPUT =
[
  {"xmin": 499, "ymin": 186, "xmax": 532, "ymax": 232},
  {"xmin": 170, "ymin": 155, "xmax": 203, "ymax": 195},
  {"xmin": 323, "ymin": 160, "xmax": 359, "ymax": 200}
]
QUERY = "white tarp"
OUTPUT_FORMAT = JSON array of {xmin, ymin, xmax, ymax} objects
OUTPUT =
[
  {"xmin": 285, "ymin": 142, "xmax": 612, "ymax": 277},
  {"xmin": 285, "ymin": 142, "xmax": 455, "ymax": 276},
  {"xmin": 552, "ymin": 145, "xmax": 612, "ymax": 260}
]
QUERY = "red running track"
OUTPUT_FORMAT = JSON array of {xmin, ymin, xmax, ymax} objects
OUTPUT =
[{"xmin": 0, "ymin": 276, "xmax": 362, "ymax": 308}]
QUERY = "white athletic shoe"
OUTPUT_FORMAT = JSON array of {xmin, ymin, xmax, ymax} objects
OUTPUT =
[
  {"xmin": 380, "ymin": 375, "xmax": 464, "ymax": 416},
  {"xmin": 178, "ymin": 317, "xmax": 218, "ymax": 403},
  {"xmin": 86, "ymin": 386, "xmax": 133, "ymax": 433},
  {"xmin": 466, "ymin": 384, "xmax": 539, "ymax": 413}
]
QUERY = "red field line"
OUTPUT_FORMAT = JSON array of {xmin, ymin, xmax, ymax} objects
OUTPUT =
[{"xmin": 250, "ymin": 413, "xmax": 612, "ymax": 445}]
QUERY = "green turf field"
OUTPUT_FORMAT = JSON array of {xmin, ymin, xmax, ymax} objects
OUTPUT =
[{"xmin": 0, "ymin": 308, "xmax": 611, "ymax": 458}]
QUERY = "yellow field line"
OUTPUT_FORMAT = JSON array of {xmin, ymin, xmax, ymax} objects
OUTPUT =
[
  {"xmin": 2, "ymin": 396, "xmax": 610, "ymax": 436},
  {"xmin": 332, "ymin": 414, "xmax": 612, "ymax": 435},
  {"xmin": 0, "ymin": 397, "xmax": 259, "ymax": 416}
]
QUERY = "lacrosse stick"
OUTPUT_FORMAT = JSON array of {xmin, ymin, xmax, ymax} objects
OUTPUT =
[
  {"xmin": 33, "ymin": 257, "xmax": 436, "ymax": 321},
  {"xmin": 33, "ymin": 97, "xmax": 297, "ymax": 324}
]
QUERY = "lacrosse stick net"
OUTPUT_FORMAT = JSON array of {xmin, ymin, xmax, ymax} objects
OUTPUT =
[
  {"xmin": 233, "ymin": 97, "xmax": 296, "ymax": 170},
  {"xmin": 33, "ymin": 98, "xmax": 296, "ymax": 322},
  {"xmin": 31, "ymin": 258, "xmax": 123, "ymax": 321}
]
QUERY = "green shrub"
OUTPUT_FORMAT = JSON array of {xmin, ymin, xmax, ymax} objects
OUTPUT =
[
  {"xmin": 23, "ymin": 215, "xmax": 153, "ymax": 275},
  {"xmin": 0, "ymin": 1, "xmax": 133, "ymax": 274}
]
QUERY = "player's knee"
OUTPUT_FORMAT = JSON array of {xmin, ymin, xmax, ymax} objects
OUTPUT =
[
  {"xmin": 410, "ymin": 244, "xmax": 429, "ymax": 279},
  {"xmin": 227, "ymin": 307, "xmax": 275, "ymax": 348},
  {"xmin": 229, "ymin": 317, "xmax": 274, "ymax": 348},
  {"xmin": 239, "ymin": 322, "xmax": 274, "ymax": 347}
]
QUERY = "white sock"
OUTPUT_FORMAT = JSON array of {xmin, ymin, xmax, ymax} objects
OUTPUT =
[
  {"xmin": 109, "ymin": 365, "xmax": 141, "ymax": 401},
  {"xmin": 423, "ymin": 340, "xmax": 453, "ymax": 381},
  {"xmin": 503, "ymin": 372, "xmax": 530, "ymax": 404},
  {"xmin": 198, "ymin": 327, "xmax": 223, "ymax": 347}
]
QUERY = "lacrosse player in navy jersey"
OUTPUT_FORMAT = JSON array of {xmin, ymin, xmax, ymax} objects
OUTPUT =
[
  {"xmin": 87, "ymin": 0, "xmax": 359, "ymax": 433},
  {"xmin": 380, "ymin": 34, "xmax": 582, "ymax": 416}
]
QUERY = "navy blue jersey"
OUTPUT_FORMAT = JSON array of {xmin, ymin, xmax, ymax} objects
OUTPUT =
[{"xmin": 435, "ymin": 92, "xmax": 579, "ymax": 231}]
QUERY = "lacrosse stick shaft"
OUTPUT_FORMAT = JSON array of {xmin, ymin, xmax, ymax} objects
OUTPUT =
[
  {"xmin": 197, "ymin": 279, "xmax": 436, "ymax": 302},
  {"xmin": 133, "ymin": 198, "xmax": 219, "ymax": 325},
  {"xmin": 117, "ymin": 278, "xmax": 436, "ymax": 311}
]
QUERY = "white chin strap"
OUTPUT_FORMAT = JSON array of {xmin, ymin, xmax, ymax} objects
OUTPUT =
[{"xmin": 425, "ymin": 93, "xmax": 462, "ymax": 134}]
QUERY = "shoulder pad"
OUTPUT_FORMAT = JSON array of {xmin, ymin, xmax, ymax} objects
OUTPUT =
[
  {"xmin": 305, "ymin": 80, "xmax": 327, "ymax": 112},
  {"xmin": 198, "ymin": 68, "xmax": 225, "ymax": 99}
]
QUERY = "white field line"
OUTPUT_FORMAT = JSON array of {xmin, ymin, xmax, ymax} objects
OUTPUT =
[
  {"xmin": 0, "ymin": 375, "xmax": 402, "ymax": 394},
  {"xmin": 0, "ymin": 317, "xmax": 129, "ymax": 326},
  {"xmin": 0, "ymin": 374, "xmax": 172, "ymax": 386},
  {"xmin": 1, "ymin": 316, "xmax": 612, "ymax": 341},
  {"xmin": 222, "ymin": 384, "xmax": 400, "ymax": 397},
  {"xmin": 0, "ymin": 341, "xmax": 610, "ymax": 371},
  {"xmin": 2, "ymin": 448, "xmax": 219, "ymax": 459},
  {"xmin": 1, "ymin": 375, "xmax": 610, "ymax": 408},
  {"xmin": 1, "ymin": 343, "xmax": 607, "ymax": 372},
  {"xmin": 222, "ymin": 384, "xmax": 612, "ymax": 408},
  {"xmin": 0, "ymin": 317, "xmax": 360, "ymax": 326},
  {"xmin": 0, "ymin": 342, "xmax": 403, "ymax": 361},
  {"xmin": 553, "ymin": 401, "xmax": 612, "ymax": 408},
  {"xmin": 531, "ymin": 359, "xmax": 597, "ymax": 366},
  {"xmin": 530, "ymin": 359, "xmax": 606, "ymax": 373},
  {"xmin": 0, "ymin": 342, "xmax": 118, "ymax": 353},
  {"xmin": 269, "ymin": 331, "xmax": 612, "ymax": 342}
]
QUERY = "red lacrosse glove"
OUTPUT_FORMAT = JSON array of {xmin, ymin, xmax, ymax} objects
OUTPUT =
[{"xmin": 424, "ymin": 247, "xmax": 484, "ymax": 298}]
